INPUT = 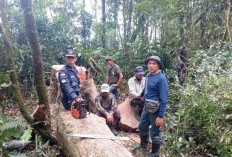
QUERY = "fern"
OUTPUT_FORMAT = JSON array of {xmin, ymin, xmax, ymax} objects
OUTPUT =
[
  {"xmin": 20, "ymin": 127, "xmax": 32, "ymax": 144},
  {"xmin": 0, "ymin": 118, "xmax": 26, "ymax": 132}
]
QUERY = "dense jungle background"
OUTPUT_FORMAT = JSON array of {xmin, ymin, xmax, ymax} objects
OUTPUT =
[{"xmin": 0, "ymin": 0, "xmax": 232, "ymax": 156}]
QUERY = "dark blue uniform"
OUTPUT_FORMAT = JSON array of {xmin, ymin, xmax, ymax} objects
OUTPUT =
[{"xmin": 58, "ymin": 65, "xmax": 80, "ymax": 110}]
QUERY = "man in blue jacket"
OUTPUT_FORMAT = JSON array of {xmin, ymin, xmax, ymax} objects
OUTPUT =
[
  {"xmin": 138, "ymin": 56, "xmax": 168, "ymax": 157},
  {"xmin": 58, "ymin": 49, "xmax": 83, "ymax": 110}
]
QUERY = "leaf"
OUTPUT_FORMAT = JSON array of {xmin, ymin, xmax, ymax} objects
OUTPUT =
[{"xmin": 20, "ymin": 127, "xmax": 32, "ymax": 144}]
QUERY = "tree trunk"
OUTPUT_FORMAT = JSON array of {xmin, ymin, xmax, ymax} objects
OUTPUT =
[
  {"xmin": 94, "ymin": 0, "xmax": 98, "ymax": 46},
  {"xmin": 0, "ymin": 0, "xmax": 33, "ymax": 125},
  {"xmin": 20, "ymin": 0, "xmax": 50, "ymax": 116},
  {"xmin": 101, "ymin": 0, "xmax": 106, "ymax": 49},
  {"xmin": 225, "ymin": 0, "xmax": 231, "ymax": 42},
  {"xmin": 0, "ymin": 0, "xmax": 57, "ymax": 144}
]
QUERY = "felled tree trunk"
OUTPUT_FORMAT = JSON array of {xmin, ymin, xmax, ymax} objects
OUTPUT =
[
  {"xmin": 57, "ymin": 112, "xmax": 133, "ymax": 157},
  {"xmin": 118, "ymin": 98, "xmax": 139, "ymax": 131},
  {"xmin": 81, "ymin": 79, "xmax": 98, "ymax": 113}
]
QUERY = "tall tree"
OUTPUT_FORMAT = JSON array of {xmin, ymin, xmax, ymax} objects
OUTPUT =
[
  {"xmin": 225, "ymin": 0, "xmax": 231, "ymax": 42},
  {"xmin": 101, "ymin": 0, "xmax": 106, "ymax": 49},
  {"xmin": 20, "ymin": 0, "xmax": 50, "ymax": 116},
  {"xmin": 0, "ymin": 0, "xmax": 56, "ymax": 143}
]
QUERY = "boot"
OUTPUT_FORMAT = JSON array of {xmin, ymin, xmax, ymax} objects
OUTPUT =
[
  {"xmin": 110, "ymin": 126, "xmax": 119, "ymax": 136},
  {"xmin": 110, "ymin": 118, "xmax": 120, "ymax": 136},
  {"xmin": 139, "ymin": 133, "xmax": 149, "ymax": 150},
  {"xmin": 147, "ymin": 143, "xmax": 160, "ymax": 157},
  {"xmin": 134, "ymin": 105, "xmax": 142, "ymax": 120}
]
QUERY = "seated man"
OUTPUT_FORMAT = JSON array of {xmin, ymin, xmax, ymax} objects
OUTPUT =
[
  {"xmin": 128, "ymin": 66, "xmax": 146, "ymax": 120},
  {"xmin": 58, "ymin": 49, "xmax": 83, "ymax": 110},
  {"xmin": 95, "ymin": 84, "xmax": 120, "ymax": 135}
]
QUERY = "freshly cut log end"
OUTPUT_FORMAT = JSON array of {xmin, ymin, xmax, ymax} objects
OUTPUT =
[
  {"xmin": 118, "ymin": 98, "xmax": 139, "ymax": 131},
  {"xmin": 32, "ymin": 104, "xmax": 46, "ymax": 121}
]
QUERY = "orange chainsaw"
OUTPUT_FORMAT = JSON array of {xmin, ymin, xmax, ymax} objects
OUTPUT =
[{"xmin": 71, "ymin": 99, "xmax": 89, "ymax": 119}]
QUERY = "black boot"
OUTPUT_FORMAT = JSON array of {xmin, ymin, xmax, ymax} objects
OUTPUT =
[
  {"xmin": 147, "ymin": 143, "xmax": 160, "ymax": 157},
  {"xmin": 139, "ymin": 133, "xmax": 149, "ymax": 150},
  {"xmin": 110, "ymin": 118, "xmax": 120, "ymax": 136}
]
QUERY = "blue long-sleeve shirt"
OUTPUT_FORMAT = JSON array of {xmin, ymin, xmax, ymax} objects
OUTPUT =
[{"xmin": 141, "ymin": 72, "xmax": 168, "ymax": 118}]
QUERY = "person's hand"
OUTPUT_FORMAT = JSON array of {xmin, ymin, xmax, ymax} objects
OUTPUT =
[
  {"xmin": 106, "ymin": 113, "xmax": 113, "ymax": 125},
  {"xmin": 155, "ymin": 117, "xmax": 164, "ymax": 127},
  {"xmin": 76, "ymin": 97, "xmax": 83, "ymax": 103},
  {"xmin": 138, "ymin": 95, "xmax": 143, "ymax": 101},
  {"xmin": 111, "ymin": 84, "xmax": 118, "ymax": 87}
]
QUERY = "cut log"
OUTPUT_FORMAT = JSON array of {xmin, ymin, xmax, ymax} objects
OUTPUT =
[
  {"xmin": 81, "ymin": 79, "xmax": 98, "ymax": 113},
  {"xmin": 57, "ymin": 112, "xmax": 133, "ymax": 157},
  {"xmin": 118, "ymin": 98, "xmax": 139, "ymax": 131},
  {"xmin": 32, "ymin": 104, "xmax": 46, "ymax": 121}
]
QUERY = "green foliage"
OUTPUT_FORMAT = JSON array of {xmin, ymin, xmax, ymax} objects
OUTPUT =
[
  {"xmin": 0, "ymin": 115, "xmax": 29, "ymax": 152},
  {"xmin": 0, "ymin": 74, "xmax": 10, "ymax": 84},
  {"xmin": 163, "ymin": 41, "xmax": 232, "ymax": 156},
  {"xmin": 20, "ymin": 127, "xmax": 32, "ymax": 144}
]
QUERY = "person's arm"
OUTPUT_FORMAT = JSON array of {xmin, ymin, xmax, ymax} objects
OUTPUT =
[
  {"xmin": 95, "ymin": 97, "xmax": 107, "ymax": 116},
  {"xmin": 105, "ymin": 77, "xmax": 109, "ymax": 84},
  {"xmin": 157, "ymin": 77, "xmax": 168, "ymax": 118},
  {"xmin": 113, "ymin": 72, "xmax": 123, "ymax": 86},
  {"xmin": 111, "ymin": 95, "xmax": 117, "ymax": 111},
  {"xmin": 128, "ymin": 79, "xmax": 140, "ymax": 98},
  {"xmin": 59, "ymin": 71, "xmax": 78, "ymax": 101}
]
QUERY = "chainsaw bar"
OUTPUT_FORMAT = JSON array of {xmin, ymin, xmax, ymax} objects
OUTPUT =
[{"xmin": 67, "ymin": 133, "xmax": 130, "ymax": 141}]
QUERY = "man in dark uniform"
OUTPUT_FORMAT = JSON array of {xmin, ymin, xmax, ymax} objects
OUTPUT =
[
  {"xmin": 95, "ymin": 84, "xmax": 120, "ymax": 135},
  {"xmin": 105, "ymin": 57, "xmax": 123, "ymax": 102},
  {"xmin": 58, "ymin": 49, "xmax": 83, "ymax": 110}
]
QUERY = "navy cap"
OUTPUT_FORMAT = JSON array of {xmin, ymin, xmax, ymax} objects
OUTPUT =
[
  {"xmin": 144, "ymin": 56, "xmax": 162, "ymax": 68},
  {"xmin": 106, "ymin": 56, "xmax": 114, "ymax": 62},
  {"xmin": 64, "ymin": 49, "xmax": 77, "ymax": 57},
  {"xmin": 135, "ymin": 66, "xmax": 144, "ymax": 75}
]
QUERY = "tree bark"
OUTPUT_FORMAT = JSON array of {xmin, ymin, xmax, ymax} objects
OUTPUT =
[
  {"xmin": 0, "ymin": 0, "xmax": 57, "ymax": 144},
  {"xmin": 225, "ymin": 0, "xmax": 231, "ymax": 42},
  {"xmin": 101, "ymin": 0, "xmax": 106, "ymax": 49},
  {"xmin": 20, "ymin": 0, "xmax": 50, "ymax": 116}
]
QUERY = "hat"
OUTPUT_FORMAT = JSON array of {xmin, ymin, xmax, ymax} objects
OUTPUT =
[
  {"xmin": 106, "ymin": 56, "xmax": 114, "ymax": 62},
  {"xmin": 134, "ymin": 66, "xmax": 144, "ymax": 75},
  {"xmin": 101, "ymin": 84, "xmax": 110, "ymax": 93},
  {"xmin": 64, "ymin": 49, "xmax": 77, "ymax": 57},
  {"xmin": 144, "ymin": 56, "xmax": 162, "ymax": 68}
]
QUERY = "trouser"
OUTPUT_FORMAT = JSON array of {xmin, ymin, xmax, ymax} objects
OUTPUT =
[
  {"xmin": 61, "ymin": 92, "xmax": 79, "ymax": 110},
  {"xmin": 109, "ymin": 85, "xmax": 119, "ymax": 100},
  {"xmin": 97, "ymin": 109, "xmax": 121, "ymax": 127},
  {"xmin": 138, "ymin": 107, "xmax": 162, "ymax": 144}
]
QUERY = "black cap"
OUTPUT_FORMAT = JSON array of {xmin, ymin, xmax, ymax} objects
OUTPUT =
[
  {"xmin": 134, "ymin": 66, "xmax": 144, "ymax": 75},
  {"xmin": 144, "ymin": 56, "xmax": 162, "ymax": 68},
  {"xmin": 64, "ymin": 49, "xmax": 77, "ymax": 57}
]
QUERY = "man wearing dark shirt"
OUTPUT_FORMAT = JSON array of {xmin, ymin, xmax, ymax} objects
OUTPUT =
[
  {"xmin": 58, "ymin": 49, "xmax": 83, "ymax": 110},
  {"xmin": 95, "ymin": 84, "xmax": 120, "ymax": 135},
  {"xmin": 105, "ymin": 57, "xmax": 123, "ymax": 102},
  {"xmin": 138, "ymin": 56, "xmax": 168, "ymax": 157}
]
